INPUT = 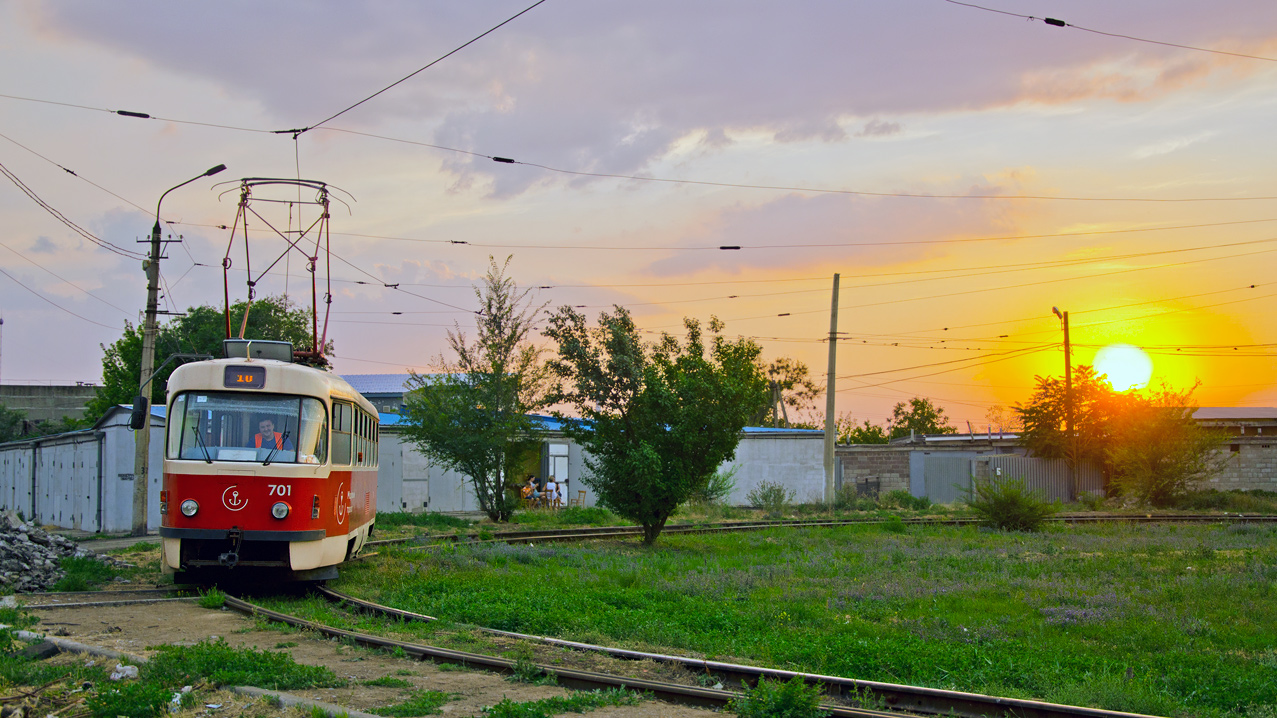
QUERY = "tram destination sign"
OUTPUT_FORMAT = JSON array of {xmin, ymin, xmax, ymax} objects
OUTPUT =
[{"xmin": 224, "ymin": 365, "xmax": 266, "ymax": 389}]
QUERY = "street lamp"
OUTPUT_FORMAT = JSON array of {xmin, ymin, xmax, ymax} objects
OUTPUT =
[
  {"xmin": 1052, "ymin": 306, "xmax": 1076, "ymax": 500},
  {"xmin": 131, "ymin": 164, "xmax": 227, "ymax": 537}
]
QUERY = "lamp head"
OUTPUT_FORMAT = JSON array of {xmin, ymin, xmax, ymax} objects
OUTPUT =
[
  {"xmin": 204, "ymin": 164, "xmax": 227, "ymax": 177},
  {"xmin": 1052, "ymin": 306, "xmax": 1063, "ymax": 319}
]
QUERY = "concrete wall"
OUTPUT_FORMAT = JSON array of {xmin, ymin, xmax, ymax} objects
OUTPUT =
[
  {"xmin": 722, "ymin": 432, "xmax": 826, "ymax": 505},
  {"xmin": 1208, "ymin": 438, "xmax": 1277, "ymax": 491},
  {"xmin": 0, "ymin": 385, "xmax": 97, "ymax": 424}
]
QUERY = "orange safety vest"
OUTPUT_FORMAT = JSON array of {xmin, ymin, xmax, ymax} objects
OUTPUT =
[{"xmin": 255, "ymin": 432, "xmax": 284, "ymax": 450}]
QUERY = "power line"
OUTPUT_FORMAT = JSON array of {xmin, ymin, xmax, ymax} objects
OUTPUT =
[
  {"xmin": 0, "ymin": 242, "xmax": 130, "ymax": 315},
  {"xmin": 0, "ymin": 160, "xmax": 145, "ymax": 260},
  {"xmin": 0, "ymin": 266, "xmax": 119, "ymax": 330},
  {"xmin": 299, "ymin": 0, "xmax": 551, "ymax": 133},
  {"xmin": 942, "ymin": 0, "xmax": 1277, "ymax": 62}
]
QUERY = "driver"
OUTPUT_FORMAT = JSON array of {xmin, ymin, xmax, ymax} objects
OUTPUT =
[{"xmin": 251, "ymin": 417, "xmax": 294, "ymax": 451}]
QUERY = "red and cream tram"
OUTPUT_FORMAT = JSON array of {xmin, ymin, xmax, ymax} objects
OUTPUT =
[{"xmin": 159, "ymin": 340, "xmax": 377, "ymax": 583}]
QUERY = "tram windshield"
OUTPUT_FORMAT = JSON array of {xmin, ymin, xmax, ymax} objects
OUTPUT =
[{"xmin": 166, "ymin": 392, "xmax": 328, "ymax": 464}]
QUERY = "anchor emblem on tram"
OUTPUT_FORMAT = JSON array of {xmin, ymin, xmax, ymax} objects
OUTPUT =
[{"xmin": 222, "ymin": 486, "xmax": 248, "ymax": 512}]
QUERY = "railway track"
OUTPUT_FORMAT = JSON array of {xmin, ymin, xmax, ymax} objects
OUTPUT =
[
  {"xmin": 369, "ymin": 511, "xmax": 1276, "ymax": 548},
  {"xmin": 223, "ymin": 589, "xmax": 1158, "ymax": 718}
]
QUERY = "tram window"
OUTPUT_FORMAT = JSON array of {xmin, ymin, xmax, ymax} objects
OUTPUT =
[
  {"xmin": 167, "ymin": 392, "xmax": 327, "ymax": 464},
  {"xmin": 332, "ymin": 400, "xmax": 353, "ymax": 465}
]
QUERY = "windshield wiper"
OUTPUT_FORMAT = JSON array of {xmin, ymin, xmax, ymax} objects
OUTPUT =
[
  {"xmin": 191, "ymin": 426, "xmax": 213, "ymax": 464},
  {"xmin": 262, "ymin": 426, "xmax": 291, "ymax": 466}
]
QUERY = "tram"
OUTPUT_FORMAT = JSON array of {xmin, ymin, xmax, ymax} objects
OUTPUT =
[{"xmin": 159, "ymin": 339, "xmax": 378, "ymax": 583}]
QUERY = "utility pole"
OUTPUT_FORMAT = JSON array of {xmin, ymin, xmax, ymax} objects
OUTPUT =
[
  {"xmin": 133, "ymin": 165, "xmax": 226, "ymax": 537},
  {"xmin": 824, "ymin": 274, "xmax": 840, "ymax": 504},
  {"xmin": 1053, "ymin": 306, "xmax": 1076, "ymax": 501}
]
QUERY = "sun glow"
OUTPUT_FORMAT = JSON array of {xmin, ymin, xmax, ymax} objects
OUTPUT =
[{"xmin": 1093, "ymin": 344, "xmax": 1154, "ymax": 392}]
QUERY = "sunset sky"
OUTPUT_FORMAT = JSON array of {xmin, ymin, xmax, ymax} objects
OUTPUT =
[{"xmin": 3, "ymin": 0, "xmax": 1277, "ymax": 428}]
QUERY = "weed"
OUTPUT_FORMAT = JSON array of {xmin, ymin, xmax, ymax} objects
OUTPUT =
[
  {"xmin": 727, "ymin": 676, "xmax": 825, "ymax": 718},
  {"xmin": 883, "ymin": 515, "xmax": 907, "ymax": 534},
  {"xmin": 197, "ymin": 587, "xmax": 226, "ymax": 609},
  {"xmin": 264, "ymin": 694, "xmax": 283, "ymax": 708},
  {"xmin": 51, "ymin": 556, "xmax": 118, "ymax": 592},
  {"xmin": 370, "ymin": 689, "xmax": 452, "ymax": 716},
  {"xmin": 482, "ymin": 688, "xmax": 643, "ymax": 718},
  {"xmin": 146, "ymin": 637, "xmax": 343, "ymax": 690},
  {"xmin": 747, "ymin": 481, "xmax": 795, "ymax": 519},
  {"xmin": 508, "ymin": 655, "xmax": 556, "ymax": 685},
  {"xmin": 1077, "ymin": 491, "xmax": 1106, "ymax": 511},
  {"xmin": 965, "ymin": 476, "xmax": 1058, "ymax": 531},
  {"xmin": 85, "ymin": 679, "xmax": 172, "ymax": 718},
  {"xmin": 689, "ymin": 466, "xmax": 739, "ymax": 506},
  {"xmin": 363, "ymin": 675, "xmax": 413, "ymax": 688},
  {"xmin": 275, "ymin": 641, "xmax": 299, "ymax": 649}
]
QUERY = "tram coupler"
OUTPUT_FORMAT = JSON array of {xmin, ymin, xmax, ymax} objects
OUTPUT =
[{"xmin": 219, "ymin": 528, "xmax": 243, "ymax": 568}]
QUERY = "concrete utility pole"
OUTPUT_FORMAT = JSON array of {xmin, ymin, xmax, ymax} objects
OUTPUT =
[
  {"xmin": 132, "ymin": 165, "xmax": 226, "ymax": 537},
  {"xmin": 1053, "ymin": 306, "xmax": 1076, "ymax": 501},
  {"xmin": 824, "ymin": 274, "xmax": 840, "ymax": 504}
]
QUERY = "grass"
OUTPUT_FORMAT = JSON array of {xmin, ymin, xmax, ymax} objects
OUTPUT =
[
  {"xmin": 370, "ymin": 689, "xmax": 452, "ymax": 716},
  {"xmin": 363, "ymin": 675, "xmax": 414, "ymax": 688},
  {"xmin": 50, "ymin": 556, "xmax": 122, "ymax": 592},
  {"xmin": 376, "ymin": 512, "xmax": 474, "ymax": 531},
  {"xmin": 481, "ymin": 688, "xmax": 644, "ymax": 718},
  {"xmin": 333, "ymin": 521, "xmax": 1277, "ymax": 717}
]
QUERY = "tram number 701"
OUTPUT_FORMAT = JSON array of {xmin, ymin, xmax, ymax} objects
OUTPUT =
[{"xmin": 267, "ymin": 484, "xmax": 292, "ymax": 497}]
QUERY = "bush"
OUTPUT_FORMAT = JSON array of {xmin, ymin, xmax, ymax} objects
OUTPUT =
[
  {"xmin": 728, "ymin": 676, "xmax": 825, "ymax": 718},
  {"xmin": 689, "ymin": 466, "xmax": 738, "ymax": 506},
  {"xmin": 1077, "ymin": 491, "xmax": 1106, "ymax": 511},
  {"xmin": 965, "ymin": 476, "xmax": 1058, "ymax": 532},
  {"xmin": 882, "ymin": 490, "xmax": 930, "ymax": 511},
  {"xmin": 747, "ymin": 481, "xmax": 795, "ymax": 519},
  {"xmin": 834, "ymin": 484, "xmax": 877, "ymax": 511}
]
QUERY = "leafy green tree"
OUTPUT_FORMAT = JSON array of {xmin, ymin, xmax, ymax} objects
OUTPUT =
[
  {"xmin": 0, "ymin": 404, "xmax": 25, "ymax": 443},
  {"xmin": 87, "ymin": 296, "xmax": 326, "ymax": 422},
  {"xmin": 545, "ymin": 307, "xmax": 768, "ymax": 545},
  {"xmin": 1107, "ymin": 385, "xmax": 1229, "ymax": 507},
  {"xmin": 756, "ymin": 357, "xmax": 822, "ymax": 427},
  {"xmin": 401, "ymin": 257, "xmax": 551, "ymax": 523},
  {"xmin": 888, "ymin": 397, "xmax": 955, "ymax": 439},
  {"xmin": 1015, "ymin": 365, "xmax": 1128, "ymax": 475},
  {"xmin": 835, "ymin": 412, "xmax": 890, "ymax": 444}
]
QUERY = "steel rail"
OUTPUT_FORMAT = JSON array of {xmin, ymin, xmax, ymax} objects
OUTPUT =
[
  {"xmin": 311, "ymin": 587, "xmax": 1158, "ymax": 718},
  {"xmin": 222, "ymin": 594, "xmax": 897, "ymax": 718},
  {"xmin": 368, "ymin": 512, "xmax": 1276, "ymax": 549}
]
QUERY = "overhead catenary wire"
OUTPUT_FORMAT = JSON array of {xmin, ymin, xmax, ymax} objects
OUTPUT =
[
  {"xmin": 0, "ymin": 160, "xmax": 145, "ymax": 260},
  {"xmin": 0, "ymin": 266, "xmax": 119, "ymax": 330},
  {"xmin": 941, "ymin": 0, "xmax": 1277, "ymax": 63}
]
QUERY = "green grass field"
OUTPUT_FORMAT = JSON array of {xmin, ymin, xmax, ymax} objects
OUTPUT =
[{"xmin": 336, "ymin": 521, "xmax": 1277, "ymax": 717}]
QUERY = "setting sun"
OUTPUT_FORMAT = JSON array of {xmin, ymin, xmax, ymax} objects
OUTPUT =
[{"xmin": 1093, "ymin": 344, "xmax": 1154, "ymax": 392}]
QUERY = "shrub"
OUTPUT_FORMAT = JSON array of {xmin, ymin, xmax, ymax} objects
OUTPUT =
[
  {"xmin": 728, "ymin": 676, "xmax": 825, "ymax": 718},
  {"xmin": 883, "ymin": 515, "xmax": 907, "ymax": 534},
  {"xmin": 689, "ymin": 466, "xmax": 738, "ymax": 506},
  {"xmin": 1077, "ymin": 491, "xmax": 1106, "ymax": 511},
  {"xmin": 882, "ymin": 490, "xmax": 930, "ymax": 511},
  {"xmin": 833, "ymin": 484, "xmax": 875, "ymax": 511},
  {"xmin": 965, "ymin": 476, "xmax": 1058, "ymax": 532},
  {"xmin": 747, "ymin": 481, "xmax": 795, "ymax": 519}
]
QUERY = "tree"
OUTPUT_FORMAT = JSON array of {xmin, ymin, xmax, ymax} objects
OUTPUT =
[
  {"xmin": 835, "ymin": 413, "xmax": 890, "ymax": 444},
  {"xmin": 545, "ymin": 307, "xmax": 768, "ymax": 545},
  {"xmin": 985, "ymin": 405, "xmax": 1022, "ymax": 433},
  {"xmin": 1106, "ymin": 385, "xmax": 1228, "ymax": 507},
  {"xmin": 888, "ymin": 398, "xmax": 955, "ymax": 439},
  {"xmin": 1015, "ymin": 365, "xmax": 1128, "ymax": 475},
  {"xmin": 756, "ymin": 357, "xmax": 822, "ymax": 428},
  {"xmin": 87, "ymin": 296, "xmax": 326, "ymax": 422},
  {"xmin": 400, "ymin": 257, "xmax": 551, "ymax": 523}
]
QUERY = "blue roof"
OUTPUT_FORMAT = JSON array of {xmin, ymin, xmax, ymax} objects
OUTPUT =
[{"xmin": 340, "ymin": 373, "xmax": 415, "ymax": 395}]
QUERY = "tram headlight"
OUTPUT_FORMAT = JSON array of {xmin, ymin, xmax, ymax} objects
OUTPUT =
[
  {"xmin": 179, "ymin": 499, "xmax": 199, "ymax": 517},
  {"xmin": 271, "ymin": 502, "xmax": 290, "ymax": 520}
]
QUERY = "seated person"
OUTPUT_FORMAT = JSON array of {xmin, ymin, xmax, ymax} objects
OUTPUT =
[
  {"xmin": 544, "ymin": 476, "xmax": 559, "ymax": 506},
  {"xmin": 250, "ymin": 417, "xmax": 294, "ymax": 451},
  {"xmin": 523, "ymin": 476, "xmax": 542, "ymax": 499}
]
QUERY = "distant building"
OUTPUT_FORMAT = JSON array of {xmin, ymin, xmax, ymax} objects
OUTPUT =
[
  {"xmin": 0, "ymin": 384, "xmax": 98, "ymax": 428},
  {"xmin": 1194, "ymin": 407, "xmax": 1277, "ymax": 492}
]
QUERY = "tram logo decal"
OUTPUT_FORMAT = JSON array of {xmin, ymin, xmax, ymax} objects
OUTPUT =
[
  {"xmin": 222, "ymin": 486, "xmax": 248, "ymax": 512},
  {"xmin": 335, "ymin": 482, "xmax": 350, "ymax": 524}
]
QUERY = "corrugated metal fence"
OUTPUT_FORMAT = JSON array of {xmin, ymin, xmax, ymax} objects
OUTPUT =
[{"xmin": 921, "ymin": 454, "xmax": 1103, "ymax": 503}]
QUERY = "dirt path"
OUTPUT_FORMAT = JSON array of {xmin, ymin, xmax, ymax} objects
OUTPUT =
[{"xmin": 20, "ymin": 592, "xmax": 721, "ymax": 718}]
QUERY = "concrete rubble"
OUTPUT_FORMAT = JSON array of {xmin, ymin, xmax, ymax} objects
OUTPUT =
[{"xmin": 0, "ymin": 512, "xmax": 128, "ymax": 592}]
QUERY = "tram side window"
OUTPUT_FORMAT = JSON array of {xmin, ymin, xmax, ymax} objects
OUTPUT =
[{"xmin": 332, "ymin": 401, "xmax": 353, "ymax": 465}]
